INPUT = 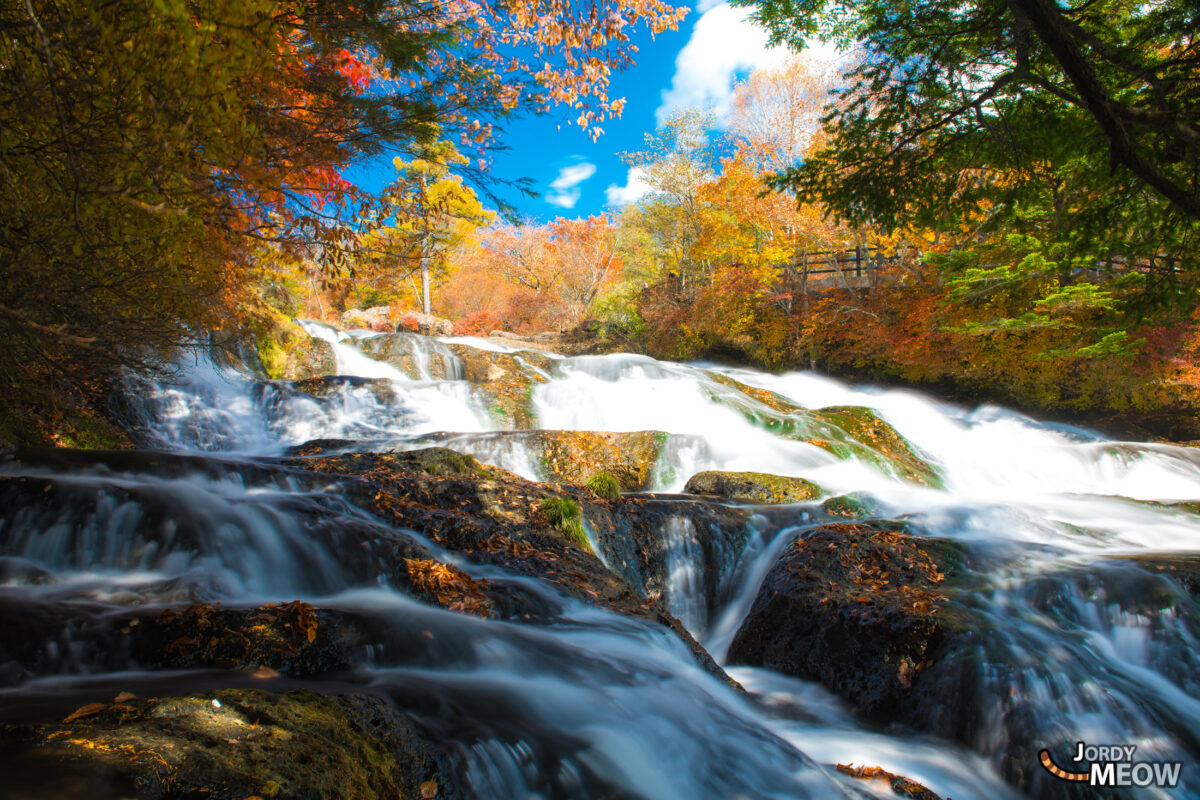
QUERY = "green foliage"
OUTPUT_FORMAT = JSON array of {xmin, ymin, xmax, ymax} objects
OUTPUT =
[
  {"xmin": 584, "ymin": 473, "xmax": 622, "ymax": 500},
  {"xmin": 539, "ymin": 497, "xmax": 591, "ymax": 552},
  {"xmin": 737, "ymin": 0, "xmax": 1200, "ymax": 287}
]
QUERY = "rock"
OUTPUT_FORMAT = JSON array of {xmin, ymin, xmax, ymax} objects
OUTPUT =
[
  {"xmin": 815, "ymin": 406, "xmax": 942, "ymax": 487},
  {"xmin": 129, "ymin": 602, "xmax": 362, "ymax": 675},
  {"xmin": 534, "ymin": 430, "xmax": 667, "ymax": 491},
  {"xmin": 0, "ymin": 688, "xmax": 460, "ymax": 800},
  {"xmin": 353, "ymin": 333, "xmax": 460, "ymax": 380},
  {"xmin": 290, "ymin": 375, "xmax": 400, "ymax": 404},
  {"xmin": 727, "ymin": 522, "xmax": 967, "ymax": 719},
  {"xmin": 287, "ymin": 450, "xmax": 740, "ymax": 687},
  {"xmin": 488, "ymin": 329, "xmax": 508, "ymax": 337},
  {"xmin": 341, "ymin": 305, "xmax": 393, "ymax": 331},
  {"xmin": 277, "ymin": 335, "xmax": 337, "ymax": 381},
  {"xmin": 683, "ymin": 470, "xmax": 821, "ymax": 504},
  {"xmin": 703, "ymin": 374, "xmax": 942, "ymax": 487},
  {"xmin": 820, "ymin": 492, "xmax": 883, "ymax": 519},
  {"xmin": 445, "ymin": 345, "xmax": 557, "ymax": 428}
]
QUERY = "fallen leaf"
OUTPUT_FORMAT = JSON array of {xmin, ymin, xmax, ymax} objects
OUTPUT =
[
  {"xmin": 113, "ymin": 691, "xmax": 137, "ymax": 703},
  {"xmin": 63, "ymin": 702, "xmax": 107, "ymax": 723},
  {"xmin": 420, "ymin": 779, "xmax": 438, "ymax": 798}
]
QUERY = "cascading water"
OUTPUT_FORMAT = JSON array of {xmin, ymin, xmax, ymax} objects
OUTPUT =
[{"xmin": 4, "ymin": 322, "xmax": 1200, "ymax": 799}]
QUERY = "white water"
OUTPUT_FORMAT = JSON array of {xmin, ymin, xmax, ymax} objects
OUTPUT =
[{"xmin": 9, "ymin": 324, "xmax": 1200, "ymax": 798}]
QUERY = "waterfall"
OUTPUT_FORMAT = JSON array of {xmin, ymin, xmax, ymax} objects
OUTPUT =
[{"xmin": 5, "ymin": 322, "xmax": 1200, "ymax": 799}]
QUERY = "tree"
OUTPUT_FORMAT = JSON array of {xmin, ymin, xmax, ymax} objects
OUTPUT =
[
  {"xmin": 735, "ymin": 0, "xmax": 1200, "ymax": 272},
  {"xmin": 620, "ymin": 108, "xmax": 722, "ymax": 291},
  {"xmin": 0, "ymin": 0, "xmax": 687, "ymax": 436},
  {"xmin": 729, "ymin": 54, "xmax": 836, "ymax": 174},
  {"xmin": 380, "ymin": 143, "xmax": 491, "ymax": 315},
  {"xmin": 548, "ymin": 215, "xmax": 622, "ymax": 324}
]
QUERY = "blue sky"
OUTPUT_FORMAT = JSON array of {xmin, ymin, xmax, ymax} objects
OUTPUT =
[{"xmin": 348, "ymin": 1, "xmax": 810, "ymax": 221}]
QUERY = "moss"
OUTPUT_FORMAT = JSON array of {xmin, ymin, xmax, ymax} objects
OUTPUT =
[
  {"xmin": 0, "ymin": 689, "xmax": 450, "ymax": 800},
  {"xmin": 539, "ymin": 496, "xmax": 591, "ymax": 553},
  {"xmin": 821, "ymin": 492, "xmax": 882, "ymax": 519},
  {"xmin": 684, "ymin": 470, "xmax": 821, "ymax": 504},
  {"xmin": 814, "ymin": 406, "xmax": 943, "ymax": 488},
  {"xmin": 584, "ymin": 472, "xmax": 622, "ymax": 500},
  {"xmin": 394, "ymin": 447, "xmax": 486, "ymax": 478}
]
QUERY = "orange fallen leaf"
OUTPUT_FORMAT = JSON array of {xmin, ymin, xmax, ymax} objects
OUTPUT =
[
  {"xmin": 113, "ymin": 691, "xmax": 137, "ymax": 703},
  {"xmin": 63, "ymin": 702, "xmax": 107, "ymax": 723},
  {"xmin": 420, "ymin": 779, "xmax": 438, "ymax": 798}
]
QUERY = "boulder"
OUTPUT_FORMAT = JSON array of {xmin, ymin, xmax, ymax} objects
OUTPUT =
[
  {"xmin": 684, "ymin": 470, "xmax": 821, "ymax": 504},
  {"xmin": 445, "ymin": 345, "xmax": 557, "ymax": 428},
  {"xmin": 727, "ymin": 522, "xmax": 967, "ymax": 718},
  {"xmin": 0, "ymin": 689, "xmax": 459, "ymax": 800},
  {"xmin": 278, "ymin": 336, "xmax": 336, "ymax": 381}
]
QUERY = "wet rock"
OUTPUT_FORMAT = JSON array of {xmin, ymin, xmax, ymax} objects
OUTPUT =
[
  {"xmin": 279, "ymin": 335, "xmax": 336, "ymax": 381},
  {"xmin": 354, "ymin": 332, "xmax": 461, "ymax": 380},
  {"xmin": 288, "ymin": 450, "xmax": 741, "ymax": 687},
  {"xmin": 683, "ymin": 470, "xmax": 821, "ymax": 504},
  {"xmin": 445, "ymin": 345, "xmax": 556, "ymax": 428},
  {"xmin": 836, "ymin": 764, "xmax": 947, "ymax": 800},
  {"xmin": 727, "ymin": 523, "xmax": 967, "ymax": 719},
  {"xmin": 285, "ymin": 438, "xmax": 357, "ymax": 457},
  {"xmin": 129, "ymin": 602, "xmax": 362, "ymax": 675},
  {"xmin": 534, "ymin": 430, "xmax": 667, "ymax": 491},
  {"xmin": 703, "ymin": 375, "xmax": 941, "ymax": 487},
  {"xmin": 290, "ymin": 375, "xmax": 400, "ymax": 403},
  {"xmin": 814, "ymin": 406, "xmax": 941, "ymax": 487},
  {"xmin": 0, "ymin": 688, "xmax": 460, "ymax": 800},
  {"xmin": 820, "ymin": 492, "xmax": 883, "ymax": 519}
]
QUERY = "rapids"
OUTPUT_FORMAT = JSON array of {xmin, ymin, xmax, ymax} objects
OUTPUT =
[{"xmin": 3, "ymin": 323, "xmax": 1200, "ymax": 799}]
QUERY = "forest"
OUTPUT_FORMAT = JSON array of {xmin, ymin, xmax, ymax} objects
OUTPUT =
[{"xmin": 1, "ymin": 0, "xmax": 1199, "ymax": 443}]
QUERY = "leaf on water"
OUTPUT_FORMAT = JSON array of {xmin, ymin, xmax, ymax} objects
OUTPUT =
[
  {"xmin": 63, "ymin": 702, "xmax": 107, "ymax": 723},
  {"xmin": 420, "ymin": 780, "xmax": 438, "ymax": 798}
]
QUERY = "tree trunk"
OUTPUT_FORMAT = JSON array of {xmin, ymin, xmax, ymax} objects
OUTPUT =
[{"xmin": 420, "ymin": 251, "xmax": 432, "ymax": 315}]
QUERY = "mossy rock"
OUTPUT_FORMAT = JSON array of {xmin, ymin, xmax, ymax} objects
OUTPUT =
[
  {"xmin": 534, "ymin": 430, "xmax": 667, "ymax": 491},
  {"xmin": 0, "ymin": 688, "xmax": 457, "ymax": 800},
  {"xmin": 811, "ymin": 406, "xmax": 941, "ymax": 488},
  {"xmin": 683, "ymin": 470, "xmax": 821, "ymax": 504},
  {"xmin": 820, "ymin": 492, "xmax": 883, "ymax": 519},
  {"xmin": 278, "ymin": 334, "xmax": 337, "ymax": 381},
  {"xmin": 705, "ymin": 372, "xmax": 808, "ymax": 415},
  {"xmin": 389, "ymin": 447, "xmax": 486, "ymax": 478},
  {"xmin": 702, "ymin": 378, "xmax": 941, "ymax": 488},
  {"xmin": 446, "ymin": 345, "xmax": 557, "ymax": 429}
]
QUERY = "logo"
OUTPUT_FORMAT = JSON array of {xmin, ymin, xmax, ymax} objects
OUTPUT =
[{"xmin": 1039, "ymin": 742, "xmax": 1183, "ymax": 788}]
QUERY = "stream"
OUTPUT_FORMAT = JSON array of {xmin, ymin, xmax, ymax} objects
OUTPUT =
[{"xmin": 3, "ymin": 323, "xmax": 1200, "ymax": 799}]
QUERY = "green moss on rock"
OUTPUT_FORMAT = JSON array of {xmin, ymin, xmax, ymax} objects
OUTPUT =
[
  {"xmin": 0, "ymin": 689, "xmax": 456, "ymax": 800},
  {"xmin": 683, "ymin": 471, "xmax": 821, "ymax": 504}
]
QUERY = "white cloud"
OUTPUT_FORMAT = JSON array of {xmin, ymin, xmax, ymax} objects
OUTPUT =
[
  {"xmin": 657, "ymin": 4, "xmax": 842, "ymax": 124},
  {"xmin": 605, "ymin": 167, "xmax": 652, "ymax": 207},
  {"xmin": 546, "ymin": 161, "xmax": 597, "ymax": 208}
]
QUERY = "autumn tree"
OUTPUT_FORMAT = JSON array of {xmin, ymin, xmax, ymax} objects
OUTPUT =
[
  {"xmin": 367, "ymin": 143, "xmax": 491, "ymax": 315},
  {"xmin": 728, "ymin": 54, "xmax": 837, "ymax": 174},
  {"xmin": 0, "ymin": 0, "xmax": 687, "ymax": 441},
  {"xmin": 619, "ymin": 108, "xmax": 721, "ymax": 291}
]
